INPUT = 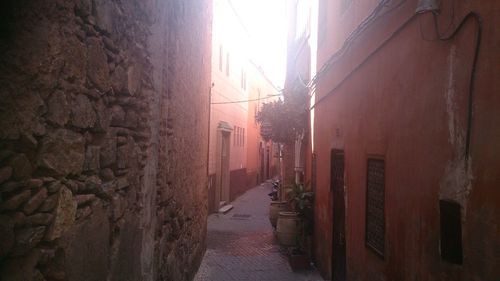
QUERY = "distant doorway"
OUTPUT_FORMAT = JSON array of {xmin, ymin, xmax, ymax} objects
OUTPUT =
[
  {"xmin": 331, "ymin": 150, "xmax": 346, "ymax": 281},
  {"xmin": 216, "ymin": 124, "xmax": 231, "ymax": 208}
]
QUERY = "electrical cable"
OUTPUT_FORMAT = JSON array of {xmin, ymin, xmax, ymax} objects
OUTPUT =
[
  {"xmin": 307, "ymin": 0, "xmax": 407, "ymax": 94},
  {"xmin": 432, "ymin": 12, "xmax": 483, "ymax": 162},
  {"xmin": 211, "ymin": 94, "xmax": 282, "ymax": 104}
]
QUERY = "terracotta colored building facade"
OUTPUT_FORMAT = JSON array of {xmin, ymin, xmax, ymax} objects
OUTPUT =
[
  {"xmin": 208, "ymin": 0, "xmax": 280, "ymax": 213},
  {"xmin": 287, "ymin": 0, "xmax": 499, "ymax": 280}
]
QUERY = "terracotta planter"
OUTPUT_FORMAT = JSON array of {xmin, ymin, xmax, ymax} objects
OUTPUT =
[
  {"xmin": 276, "ymin": 211, "xmax": 300, "ymax": 246},
  {"xmin": 269, "ymin": 201, "xmax": 288, "ymax": 228}
]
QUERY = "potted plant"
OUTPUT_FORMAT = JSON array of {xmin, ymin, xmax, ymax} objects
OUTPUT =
[{"xmin": 284, "ymin": 182, "xmax": 314, "ymax": 270}]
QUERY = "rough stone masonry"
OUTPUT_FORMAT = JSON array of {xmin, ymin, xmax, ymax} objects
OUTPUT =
[{"xmin": 0, "ymin": 0, "xmax": 212, "ymax": 280}]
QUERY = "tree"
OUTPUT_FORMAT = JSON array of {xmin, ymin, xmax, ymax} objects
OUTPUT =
[{"xmin": 256, "ymin": 90, "xmax": 309, "ymax": 144}]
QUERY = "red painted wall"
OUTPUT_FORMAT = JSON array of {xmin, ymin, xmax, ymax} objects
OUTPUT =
[{"xmin": 312, "ymin": 0, "xmax": 500, "ymax": 280}]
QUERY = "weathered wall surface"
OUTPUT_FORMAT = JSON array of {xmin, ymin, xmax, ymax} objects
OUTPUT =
[
  {"xmin": 0, "ymin": 1, "xmax": 211, "ymax": 281},
  {"xmin": 312, "ymin": 0, "xmax": 499, "ymax": 280}
]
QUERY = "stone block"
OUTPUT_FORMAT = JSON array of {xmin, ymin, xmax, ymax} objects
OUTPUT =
[
  {"xmin": 70, "ymin": 94, "xmax": 97, "ymax": 129},
  {"xmin": 0, "ymin": 250, "xmax": 40, "ymax": 281},
  {"xmin": 93, "ymin": 99, "xmax": 111, "ymax": 132},
  {"xmin": 26, "ymin": 179, "xmax": 43, "ymax": 189},
  {"xmin": 46, "ymin": 91, "xmax": 70, "ymax": 126},
  {"xmin": 1, "ymin": 190, "xmax": 32, "ymax": 211},
  {"xmin": 124, "ymin": 110, "xmax": 139, "ymax": 129},
  {"xmin": 93, "ymin": 0, "xmax": 114, "ymax": 32},
  {"xmin": 38, "ymin": 193, "xmax": 58, "ymax": 213},
  {"xmin": 45, "ymin": 186, "xmax": 77, "ymax": 241},
  {"xmin": 110, "ymin": 105, "xmax": 126, "ymax": 127},
  {"xmin": 47, "ymin": 181, "xmax": 62, "ymax": 193},
  {"xmin": 9, "ymin": 154, "xmax": 32, "ymax": 180},
  {"xmin": 0, "ymin": 166, "xmax": 13, "ymax": 184},
  {"xmin": 84, "ymin": 145, "xmax": 100, "ymax": 172},
  {"xmin": 1, "ymin": 181, "xmax": 25, "ymax": 193},
  {"xmin": 36, "ymin": 129, "xmax": 85, "ymax": 176},
  {"xmin": 100, "ymin": 169, "xmax": 115, "ymax": 184},
  {"xmin": 76, "ymin": 206, "xmax": 92, "ymax": 220},
  {"xmin": 75, "ymin": 194, "xmax": 96, "ymax": 207},
  {"xmin": 100, "ymin": 131, "xmax": 117, "ymax": 167},
  {"xmin": 25, "ymin": 213, "xmax": 53, "ymax": 226},
  {"xmin": 12, "ymin": 226, "xmax": 46, "ymax": 256},
  {"xmin": 22, "ymin": 188, "xmax": 48, "ymax": 215},
  {"xmin": 87, "ymin": 38, "xmax": 110, "ymax": 92},
  {"xmin": 0, "ymin": 215, "xmax": 14, "ymax": 258}
]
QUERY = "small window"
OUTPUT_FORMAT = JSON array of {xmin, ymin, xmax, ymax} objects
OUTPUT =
[
  {"xmin": 226, "ymin": 53, "xmax": 230, "ymax": 76},
  {"xmin": 440, "ymin": 200, "xmax": 463, "ymax": 265},
  {"xmin": 242, "ymin": 128, "xmax": 245, "ymax": 147},
  {"xmin": 365, "ymin": 158, "xmax": 385, "ymax": 257}
]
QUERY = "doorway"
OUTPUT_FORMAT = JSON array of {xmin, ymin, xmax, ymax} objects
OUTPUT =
[
  {"xmin": 215, "ymin": 124, "xmax": 231, "ymax": 209},
  {"xmin": 331, "ymin": 150, "xmax": 346, "ymax": 281}
]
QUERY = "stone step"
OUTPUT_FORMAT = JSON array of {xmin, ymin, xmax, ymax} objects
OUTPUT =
[{"xmin": 218, "ymin": 204, "xmax": 233, "ymax": 214}]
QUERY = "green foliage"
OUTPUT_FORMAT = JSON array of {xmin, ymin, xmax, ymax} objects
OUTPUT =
[
  {"xmin": 256, "ymin": 90, "xmax": 309, "ymax": 143},
  {"xmin": 285, "ymin": 182, "xmax": 314, "ymax": 214}
]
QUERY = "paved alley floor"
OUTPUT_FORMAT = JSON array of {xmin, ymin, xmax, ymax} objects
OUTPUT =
[{"xmin": 194, "ymin": 182, "xmax": 324, "ymax": 281}]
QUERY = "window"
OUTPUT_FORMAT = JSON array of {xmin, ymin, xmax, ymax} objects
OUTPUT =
[
  {"xmin": 219, "ymin": 45, "xmax": 223, "ymax": 71},
  {"xmin": 232, "ymin": 126, "xmax": 245, "ymax": 147},
  {"xmin": 440, "ymin": 200, "xmax": 463, "ymax": 264},
  {"xmin": 233, "ymin": 126, "xmax": 236, "ymax": 145},
  {"xmin": 226, "ymin": 53, "xmax": 230, "ymax": 76},
  {"xmin": 365, "ymin": 158, "xmax": 385, "ymax": 257}
]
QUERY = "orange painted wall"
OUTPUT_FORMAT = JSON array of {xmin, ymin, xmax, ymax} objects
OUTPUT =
[{"xmin": 311, "ymin": 0, "xmax": 500, "ymax": 280}]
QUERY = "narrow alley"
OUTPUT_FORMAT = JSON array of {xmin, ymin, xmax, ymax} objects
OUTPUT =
[{"xmin": 195, "ymin": 181, "xmax": 323, "ymax": 281}]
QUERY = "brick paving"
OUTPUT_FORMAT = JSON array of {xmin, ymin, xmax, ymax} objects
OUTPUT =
[{"xmin": 194, "ymin": 182, "xmax": 324, "ymax": 281}]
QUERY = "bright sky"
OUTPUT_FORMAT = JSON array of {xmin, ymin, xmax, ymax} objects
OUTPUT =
[{"xmin": 225, "ymin": 0, "xmax": 288, "ymax": 88}]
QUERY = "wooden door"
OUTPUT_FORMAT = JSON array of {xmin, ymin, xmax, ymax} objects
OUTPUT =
[{"xmin": 331, "ymin": 150, "xmax": 346, "ymax": 281}]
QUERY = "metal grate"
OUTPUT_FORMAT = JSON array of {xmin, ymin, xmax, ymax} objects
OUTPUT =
[
  {"xmin": 365, "ymin": 158, "xmax": 385, "ymax": 257},
  {"xmin": 230, "ymin": 214, "xmax": 251, "ymax": 220}
]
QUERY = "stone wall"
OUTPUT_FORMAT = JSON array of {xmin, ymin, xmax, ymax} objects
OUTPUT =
[{"xmin": 0, "ymin": 1, "xmax": 212, "ymax": 281}]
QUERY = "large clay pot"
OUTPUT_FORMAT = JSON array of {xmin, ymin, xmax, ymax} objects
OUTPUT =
[
  {"xmin": 276, "ymin": 211, "xmax": 301, "ymax": 246},
  {"xmin": 269, "ymin": 201, "xmax": 288, "ymax": 228}
]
